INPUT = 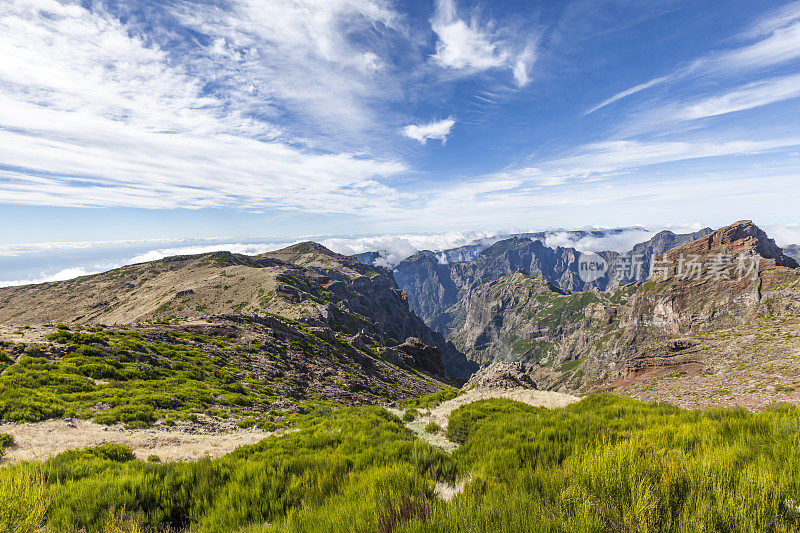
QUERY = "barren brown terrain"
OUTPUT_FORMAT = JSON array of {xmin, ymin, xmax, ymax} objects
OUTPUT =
[{"xmin": 0, "ymin": 418, "xmax": 271, "ymax": 464}]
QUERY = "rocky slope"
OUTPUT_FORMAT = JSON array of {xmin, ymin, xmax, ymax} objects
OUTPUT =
[
  {"xmin": 0, "ymin": 242, "xmax": 477, "ymax": 376},
  {"xmin": 0, "ymin": 242, "xmax": 482, "ymax": 425},
  {"xmin": 0, "ymin": 314, "xmax": 450, "ymax": 424},
  {"xmin": 441, "ymin": 221, "xmax": 800, "ymax": 407}
]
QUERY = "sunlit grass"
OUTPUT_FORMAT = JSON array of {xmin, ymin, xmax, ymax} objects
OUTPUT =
[{"xmin": 3, "ymin": 395, "xmax": 800, "ymax": 531}]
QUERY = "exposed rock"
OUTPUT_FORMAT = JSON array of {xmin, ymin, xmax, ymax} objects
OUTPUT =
[
  {"xmin": 441, "ymin": 221, "xmax": 800, "ymax": 399},
  {"xmin": 381, "ymin": 337, "xmax": 445, "ymax": 377},
  {"xmin": 660, "ymin": 220, "xmax": 798, "ymax": 269},
  {"xmin": 463, "ymin": 362, "xmax": 537, "ymax": 390},
  {"xmin": 393, "ymin": 228, "xmax": 714, "ymax": 327}
]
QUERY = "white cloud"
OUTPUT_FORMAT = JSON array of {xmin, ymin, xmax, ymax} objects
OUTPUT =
[
  {"xmin": 402, "ymin": 117, "xmax": 456, "ymax": 145},
  {"xmin": 512, "ymin": 44, "xmax": 537, "ymax": 87},
  {"xmin": 584, "ymin": 76, "xmax": 672, "ymax": 115},
  {"xmin": 486, "ymin": 137, "xmax": 800, "ymax": 191},
  {"xmin": 765, "ymin": 224, "xmax": 800, "ymax": 247},
  {"xmin": 715, "ymin": 19, "xmax": 800, "ymax": 72},
  {"xmin": 175, "ymin": 0, "xmax": 407, "ymax": 137},
  {"xmin": 546, "ymin": 138, "xmax": 800, "ymax": 179},
  {"xmin": 676, "ymin": 73, "xmax": 800, "ymax": 120},
  {"xmin": 0, "ymin": 238, "xmax": 189, "ymax": 257},
  {"xmin": 0, "ymin": 0, "xmax": 410, "ymax": 212},
  {"xmin": 745, "ymin": 1, "xmax": 800, "ymax": 39},
  {"xmin": 430, "ymin": 0, "xmax": 535, "ymax": 86},
  {"xmin": 0, "ymin": 267, "xmax": 102, "ymax": 288},
  {"xmin": 431, "ymin": 0, "xmax": 509, "ymax": 71}
]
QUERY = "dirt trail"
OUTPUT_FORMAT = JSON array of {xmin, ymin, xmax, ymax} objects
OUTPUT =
[
  {"xmin": 0, "ymin": 419, "xmax": 272, "ymax": 464},
  {"xmin": 388, "ymin": 387, "xmax": 580, "ymax": 453},
  {"xmin": 427, "ymin": 388, "xmax": 579, "ymax": 429},
  {"xmin": 0, "ymin": 389, "xmax": 579, "ymax": 465},
  {"xmin": 388, "ymin": 387, "xmax": 580, "ymax": 501}
]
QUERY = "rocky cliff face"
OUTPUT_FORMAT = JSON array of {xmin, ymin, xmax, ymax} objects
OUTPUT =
[
  {"xmin": 658, "ymin": 220, "xmax": 798, "ymax": 269},
  {"xmin": 604, "ymin": 228, "xmax": 714, "ymax": 289},
  {"xmin": 393, "ymin": 228, "xmax": 713, "ymax": 326},
  {"xmin": 442, "ymin": 221, "xmax": 800, "ymax": 407}
]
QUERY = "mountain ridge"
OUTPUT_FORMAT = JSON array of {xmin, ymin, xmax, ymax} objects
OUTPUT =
[{"xmin": 439, "ymin": 220, "xmax": 800, "ymax": 408}]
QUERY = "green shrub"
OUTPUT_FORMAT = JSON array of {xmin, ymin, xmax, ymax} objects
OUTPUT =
[
  {"xmin": 30, "ymin": 406, "xmax": 452, "ymax": 533},
  {"xmin": 403, "ymin": 389, "xmax": 459, "ymax": 410},
  {"xmin": 93, "ymin": 404, "xmax": 154, "ymax": 426},
  {"xmin": 10, "ymin": 388, "xmax": 800, "ymax": 532},
  {"xmin": 0, "ymin": 433, "xmax": 13, "ymax": 457},
  {"xmin": 402, "ymin": 409, "xmax": 419, "ymax": 422},
  {"xmin": 0, "ymin": 465, "xmax": 49, "ymax": 533},
  {"xmin": 445, "ymin": 398, "xmax": 539, "ymax": 444},
  {"xmin": 51, "ymin": 443, "xmax": 137, "ymax": 465},
  {"xmin": 424, "ymin": 421, "xmax": 441, "ymax": 434},
  {"xmin": 236, "ymin": 417, "xmax": 257, "ymax": 429}
]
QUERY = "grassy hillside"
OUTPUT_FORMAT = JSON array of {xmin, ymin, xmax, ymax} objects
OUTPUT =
[
  {"xmin": 5, "ymin": 395, "xmax": 800, "ymax": 532},
  {"xmin": 0, "ymin": 318, "xmax": 449, "ymax": 428}
]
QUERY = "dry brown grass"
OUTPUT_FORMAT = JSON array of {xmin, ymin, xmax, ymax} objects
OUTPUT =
[{"xmin": 0, "ymin": 418, "xmax": 271, "ymax": 464}]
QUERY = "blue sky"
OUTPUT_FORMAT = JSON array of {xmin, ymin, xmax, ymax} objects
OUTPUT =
[{"xmin": 1, "ymin": 0, "xmax": 800, "ymax": 260}]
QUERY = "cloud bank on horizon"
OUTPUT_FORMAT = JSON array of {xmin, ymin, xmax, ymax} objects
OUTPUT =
[
  {"xmin": 0, "ymin": 0, "xmax": 799, "ymax": 240},
  {"xmin": 8, "ymin": 221, "xmax": 800, "ymax": 288}
]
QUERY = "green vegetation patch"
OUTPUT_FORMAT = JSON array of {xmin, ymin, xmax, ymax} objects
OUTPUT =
[
  {"xmin": 1, "ymin": 406, "xmax": 454, "ymax": 533},
  {"xmin": 0, "ymin": 328, "xmax": 276, "ymax": 425},
  {"xmin": 403, "ymin": 389, "xmax": 459, "ymax": 410},
  {"xmin": 0, "ymin": 433, "xmax": 12, "ymax": 457},
  {"xmin": 7, "ymin": 396, "xmax": 800, "ymax": 531}
]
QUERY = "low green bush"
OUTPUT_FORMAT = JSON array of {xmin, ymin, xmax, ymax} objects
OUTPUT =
[
  {"xmin": 0, "ymin": 433, "xmax": 13, "ymax": 457},
  {"xmin": 7, "ymin": 391, "xmax": 800, "ymax": 532},
  {"xmin": 403, "ymin": 409, "xmax": 419, "ymax": 422},
  {"xmin": 424, "ymin": 421, "xmax": 441, "ymax": 434},
  {"xmin": 403, "ymin": 389, "xmax": 459, "ymax": 410},
  {"xmin": 0, "ymin": 465, "xmax": 49, "ymax": 533},
  {"xmin": 0, "ymin": 406, "xmax": 452, "ymax": 533}
]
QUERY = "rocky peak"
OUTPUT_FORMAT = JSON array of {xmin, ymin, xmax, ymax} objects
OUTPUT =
[{"xmin": 661, "ymin": 220, "xmax": 798, "ymax": 268}]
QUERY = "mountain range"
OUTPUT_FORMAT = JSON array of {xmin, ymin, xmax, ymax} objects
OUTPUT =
[
  {"xmin": 1, "ymin": 220, "xmax": 799, "ymax": 411},
  {"xmin": 390, "ymin": 227, "xmax": 714, "ymax": 327},
  {"xmin": 421, "ymin": 220, "xmax": 800, "ymax": 409}
]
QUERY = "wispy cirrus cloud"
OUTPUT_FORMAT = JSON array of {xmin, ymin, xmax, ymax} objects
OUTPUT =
[
  {"xmin": 430, "ymin": 0, "xmax": 536, "ymax": 87},
  {"xmin": 170, "ymin": 0, "xmax": 409, "ymax": 139},
  {"xmin": 583, "ymin": 76, "xmax": 671, "ymax": 116},
  {"xmin": 0, "ymin": 0, "xmax": 409, "ymax": 212},
  {"xmin": 585, "ymin": 2, "xmax": 800, "ymax": 115}
]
